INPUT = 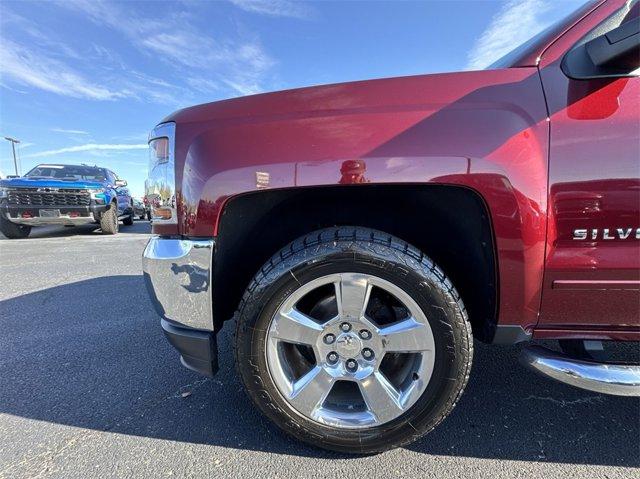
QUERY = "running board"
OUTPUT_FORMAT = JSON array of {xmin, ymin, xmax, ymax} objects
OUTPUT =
[{"xmin": 520, "ymin": 345, "xmax": 640, "ymax": 397}]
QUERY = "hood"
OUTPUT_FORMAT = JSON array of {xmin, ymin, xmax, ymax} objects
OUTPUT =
[
  {"xmin": 160, "ymin": 68, "xmax": 542, "ymax": 170},
  {"xmin": 0, "ymin": 177, "xmax": 106, "ymax": 189},
  {"xmin": 158, "ymin": 67, "xmax": 550, "ymax": 192},
  {"xmin": 163, "ymin": 72, "xmax": 467, "ymax": 125},
  {"xmin": 162, "ymin": 69, "xmax": 534, "ymax": 129}
]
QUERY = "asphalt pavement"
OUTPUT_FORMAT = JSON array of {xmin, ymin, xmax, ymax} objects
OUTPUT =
[{"xmin": 0, "ymin": 222, "xmax": 638, "ymax": 478}]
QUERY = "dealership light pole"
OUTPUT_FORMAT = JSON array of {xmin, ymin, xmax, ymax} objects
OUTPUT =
[{"xmin": 4, "ymin": 136, "xmax": 20, "ymax": 176}]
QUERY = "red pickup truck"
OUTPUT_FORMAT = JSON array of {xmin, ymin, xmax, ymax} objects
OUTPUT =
[{"xmin": 143, "ymin": 0, "xmax": 639, "ymax": 453}]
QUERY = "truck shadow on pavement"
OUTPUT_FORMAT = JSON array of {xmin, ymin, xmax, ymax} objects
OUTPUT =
[{"xmin": 0, "ymin": 275, "xmax": 638, "ymax": 466}]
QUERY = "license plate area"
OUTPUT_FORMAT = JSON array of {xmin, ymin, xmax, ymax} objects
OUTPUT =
[{"xmin": 39, "ymin": 209, "xmax": 61, "ymax": 218}]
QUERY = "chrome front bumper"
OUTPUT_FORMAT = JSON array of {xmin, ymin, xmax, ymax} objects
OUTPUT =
[
  {"xmin": 8, "ymin": 215, "xmax": 97, "ymax": 226},
  {"xmin": 142, "ymin": 237, "xmax": 214, "ymax": 331},
  {"xmin": 521, "ymin": 345, "xmax": 640, "ymax": 397}
]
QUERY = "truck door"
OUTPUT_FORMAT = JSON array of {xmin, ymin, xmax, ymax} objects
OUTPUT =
[{"xmin": 538, "ymin": 0, "xmax": 639, "ymax": 333}]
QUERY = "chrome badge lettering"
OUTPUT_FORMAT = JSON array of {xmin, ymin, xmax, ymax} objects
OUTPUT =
[{"xmin": 573, "ymin": 228, "xmax": 640, "ymax": 240}]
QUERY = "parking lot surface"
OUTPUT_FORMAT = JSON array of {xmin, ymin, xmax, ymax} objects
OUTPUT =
[{"xmin": 0, "ymin": 224, "xmax": 638, "ymax": 478}]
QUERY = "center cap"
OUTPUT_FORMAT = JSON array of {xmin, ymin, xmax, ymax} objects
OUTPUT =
[{"xmin": 335, "ymin": 332, "xmax": 362, "ymax": 357}]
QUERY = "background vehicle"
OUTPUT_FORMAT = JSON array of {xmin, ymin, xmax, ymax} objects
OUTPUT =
[
  {"xmin": 142, "ymin": 195, "xmax": 153, "ymax": 221},
  {"xmin": 0, "ymin": 163, "xmax": 134, "ymax": 238},
  {"xmin": 133, "ymin": 199, "xmax": 146, "ymax": 220},
  {"xmin": 143, "ymin": 0, "xmax": 639, "ymax": 454}
]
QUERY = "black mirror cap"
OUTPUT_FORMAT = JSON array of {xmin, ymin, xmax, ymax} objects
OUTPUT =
[{"xmin": 562, "ymin": 18, "xmax": 639, "ymax": 80}]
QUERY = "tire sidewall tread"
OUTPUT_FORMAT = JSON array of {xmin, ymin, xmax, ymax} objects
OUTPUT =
[{"xmin": 99, "ymin": 202, "xmax": 118, "ymax": 234}]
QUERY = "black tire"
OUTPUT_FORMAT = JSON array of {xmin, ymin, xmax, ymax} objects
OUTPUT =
[
  {"xmin": 123, "ymin": 213, "xmax": 134, "ymax": 226},
  {"xmin": 0, "ymin": 215, "xmax": 31, "ymax": 239},
  {"xmin": 234, "ymin": 226, "xmax": 473, "ymax": 454},
  {"xmin": 100, "ymin": 202, "xmax": 119, "ymax": 234}
]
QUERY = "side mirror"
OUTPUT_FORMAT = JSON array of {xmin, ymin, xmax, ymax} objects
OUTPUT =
[
  {"xmin": 563, "ymin": 18, "xmax": 639, "ymax": 80},
  {"xmin": 115, "ymin": 179, "xmax": 128, "ymax": 187}
]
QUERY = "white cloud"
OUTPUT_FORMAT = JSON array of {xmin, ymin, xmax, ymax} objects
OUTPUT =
[
  {"xmin": 229, "ymin": 0, "xmax": 313, "ymax": 19},
  {"xmin": 187, "ymin": 77, "xmax": 220, "ymax": 93},
  {"xmin": 135, "ymin": 30, "xmax": 274, "ymax": 96},
  {"xmin": 0, "ymin": 9, "xmax": 82, "ymax": 60},
  {"xmin": 0, "ymin": 9, "xmax": 189, "ymax": 105},
  {"xmin": 466, "ymin": 0, "xmax": 551, "ymax": 71},
  {"xmin": 52, "ymin": 128, "xmax": 90, "ymax": 135},
  {"xmin": 25, "ymin": 143, "xmax": 148, "ymax": 159},
  {"xmin": 221, "ymin": 79, "xmax": 263, "ymax": 96},
  {"xmin": 64, "ymin": 0, "xmax": 275, "ymax": 96},
  {"xmin": 1, "ymin": 1, "xmax": 275, "ymax": 103},
  {"xmin": 0, "ymin": 39, "xmax": 131, "ymax": 100}
]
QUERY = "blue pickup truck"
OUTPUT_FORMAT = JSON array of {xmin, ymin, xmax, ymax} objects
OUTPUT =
[{"xmin": 0, "ymin": 163, "xmax": 134, "ymax": 239}]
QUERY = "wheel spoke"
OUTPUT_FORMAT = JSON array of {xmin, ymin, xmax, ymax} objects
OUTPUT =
[
  {"xmin": 288, "ymin": 366, "xmax": 335, "ymax": 417},
  {"xmin": 379, "ymin": 317, "xmax": 433, "ymax": 352},
  {"xmin": 335, "ymin": 274, "xmax": 372, "ymax": 320},
  {"xmin": 266, "ymin": 271, "xmax": 438, "ymax": 428},
  {"xmin": 271, "ymin": 309, "xmax": 323, "ymax": 345},
  {"xmin": 359, "ymin": 371, "xmax": 404, "ymax": 423}
]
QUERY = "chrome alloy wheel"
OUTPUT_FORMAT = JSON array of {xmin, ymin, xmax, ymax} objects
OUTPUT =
[{"xmin": 266, "ymin": 273, "xmax": 436, "ymax": 429}]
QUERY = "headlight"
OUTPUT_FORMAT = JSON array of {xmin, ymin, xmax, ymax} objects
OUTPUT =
[
  {"xmin": 0, "ymin": 186, "xmax": 8, "ymax": 198},
  {"xmin": 146, "ymin": 122, "xmax": 176, "ymax": 225},
  {"xmin": 88, "ymin": 188, "xmax": 107, "ymax": 203}
]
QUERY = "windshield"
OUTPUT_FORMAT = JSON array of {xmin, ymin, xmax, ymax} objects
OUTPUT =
[{"xmin": 25, "ymin": 164, "xmax": 107, "ymax": 181}]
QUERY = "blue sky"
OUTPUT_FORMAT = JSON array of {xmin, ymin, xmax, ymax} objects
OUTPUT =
[{"xmin": 0, "ymin": 0, "xmax": 585, "ymax": 197}]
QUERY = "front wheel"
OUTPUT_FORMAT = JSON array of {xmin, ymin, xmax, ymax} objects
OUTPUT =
[
  {"xmin": 0, "ymin": 215, "xmax": 31, "ymax": 239},
  {"xmin": 235, "ymin": 227, "xmax": 472, "ymax": 453},
  {"xmin": 99, "ymin": 203, "xmax": 118, "ymax": 234}
]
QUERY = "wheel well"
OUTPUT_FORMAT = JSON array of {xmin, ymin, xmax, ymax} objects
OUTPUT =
[{"xmin": 213, "ymin": 185, "xmax": 498, "ymax": 342}]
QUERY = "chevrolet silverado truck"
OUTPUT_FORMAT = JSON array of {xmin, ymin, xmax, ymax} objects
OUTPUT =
[
  {"xmin": 142, "ymin": 0, "xmax": 639, "ymax": 453},
  {"xmin": 0, "ymin": 163, "xmax": 134, "ymax": 238}
]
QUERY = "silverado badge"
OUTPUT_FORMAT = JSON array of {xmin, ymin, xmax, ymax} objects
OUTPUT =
[{"xmin": 573, "ymin": 228, "xmax": 640, "ymax": 240}]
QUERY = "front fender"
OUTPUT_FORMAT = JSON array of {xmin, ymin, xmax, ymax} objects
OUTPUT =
[{"xmin": 171, "ymin": 67, "xmax": 550, "ymax": 335}]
